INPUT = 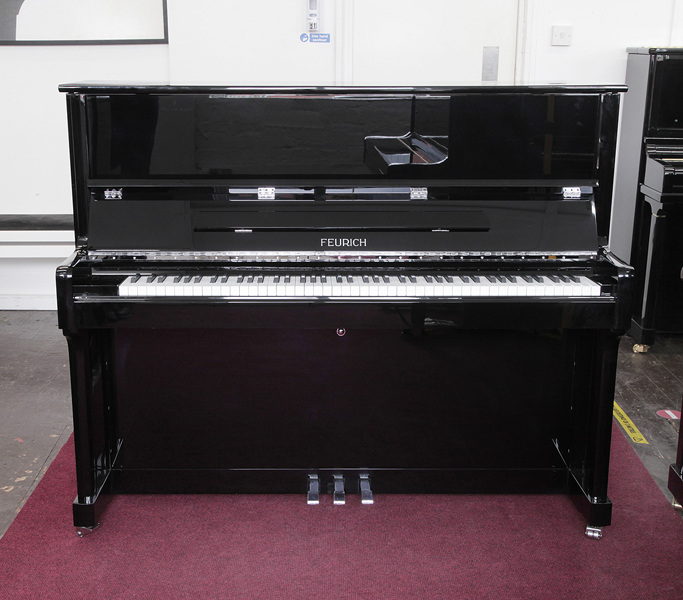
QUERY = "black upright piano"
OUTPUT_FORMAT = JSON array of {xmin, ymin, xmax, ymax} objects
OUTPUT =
[
  {"xmin": 57, "ymin": 83, "xmax": 632, "ymax": 538},
  {"xmin": 611, "ymin": 48, "xmax": 683, "ymax": 351}
]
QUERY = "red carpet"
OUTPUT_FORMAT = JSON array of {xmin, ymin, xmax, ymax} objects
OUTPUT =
[{"xmin": 1, "ymin": 423, "xmax": 682, "ymax": 600}]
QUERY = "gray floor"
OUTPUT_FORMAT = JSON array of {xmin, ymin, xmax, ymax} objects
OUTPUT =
[{"xmin": 0, "ymin": 310, "xmax": 681, "ymax": 539}]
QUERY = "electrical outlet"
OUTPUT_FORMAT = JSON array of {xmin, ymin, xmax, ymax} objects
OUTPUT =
[{"xmin": 551, "ymin": 26, "xmax": 573, "ymax": 46}]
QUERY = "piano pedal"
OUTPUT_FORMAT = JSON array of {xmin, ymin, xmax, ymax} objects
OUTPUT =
[
  {"xmin": 360, "ymin": 473, "xmax": 374, "ymax": 505},
  {"xmin": 333, "ymin": 474, "xmax": 346, "ymax": 505},
  {"xmin": 585, "ymin": 526, "xmax": 603, "ymax": 540},
  {"xmin": 307, "ymin": 474, "xmax": 320, "ymax": 505},
  {"xmin": 633, "ymin": 344, "xmax": 650, "ymax": 354}
]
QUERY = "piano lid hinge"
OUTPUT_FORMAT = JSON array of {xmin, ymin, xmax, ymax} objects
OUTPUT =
[
  {"xmin": 410, "ymin": 187, "xmax": 428, "ymax": 200},
  {"xmin": 258, "ymin": 187, "xmax": 276, "ymax": 200},
  {"xmin": 562, "ymin": 187, "xmax": 582, "ymax": 199}
]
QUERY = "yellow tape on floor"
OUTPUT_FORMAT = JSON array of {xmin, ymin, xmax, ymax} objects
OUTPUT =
[{"xmin": 613, "ymin": 402, "xmax": 649, "ymax": 444}]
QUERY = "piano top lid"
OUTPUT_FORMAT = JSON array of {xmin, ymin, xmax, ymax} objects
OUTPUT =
[
  {"xmin": 627, "ymin": 47, "xmax": 683, "ymax": 55},
  {"xmin": 58, "ymin": 82, "xmax": 627, "ymax": 95}
]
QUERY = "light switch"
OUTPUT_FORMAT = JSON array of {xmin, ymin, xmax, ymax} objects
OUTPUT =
[{"xmin": 551, "ymin": 26, "xmax": 573, "ymax": 46}]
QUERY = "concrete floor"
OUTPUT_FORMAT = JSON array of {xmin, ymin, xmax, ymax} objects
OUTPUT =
[{"xmin": 0, "ymin": 310, "xmax": 681, "ymax": 538}]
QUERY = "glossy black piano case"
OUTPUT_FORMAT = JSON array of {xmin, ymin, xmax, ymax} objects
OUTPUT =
[{"xmin": 57, "ymin": 84, "xmax": 631, "ymax": 537}]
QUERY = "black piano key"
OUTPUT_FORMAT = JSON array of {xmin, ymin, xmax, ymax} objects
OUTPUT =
[
  {"xmin": 237, "ymin": 275, "xmax": 245, "ymax": 283},
  {"xmin": 157, "ymin": 275, "xmax": 167, "ymax": 283},
  {"xmin": 459, "ymin": 275, "xmax": 470, "ymax": 283},
  {"xmin": 506, "ymin": 275, "xmax": 517, "ymax": 283},
  {"xmin": 311, "ymin": 275, "xmax": 317, "ymax": 283},
  {"xmin": 347, "ymin": 276, "xmax": 354, "ymax": 283},
  {"xmin": 131, "ymin": 274, "xmax": 142, "ymax": 283},
  {"xmin": 336, "ymin": 275, "xmax": 343, "ymax": 283},
  {"xmin": 210, "ymin": 275, "xmax": 218, "ymax": 283},
  {"xmin": 408, "ymin": 275, "xmax": 417, "ymax": 283},
  {"xmin": 247, "ymin": 276, "xmax": 254, "ymax": 284},
  {"xmin": 321, "ymin": 275, "xmax": 327, "ymax": 283},
  {"xmin": 445, "ymin": 276, "xmax": 453, "ymax": 283},
  {"xmin": 257, "ymin": 276, "xmax": 265, "ymax": 284},
  {"xmin": 398, "ymin": 276, "xmax": 407, "ymax": 283},
  {"xmin": 485, "ymin": 275, "xmax": 497, "ymax": 283},
  {"xmin": 548, "ymin": 275, "xmax": 560, "ymax": 283},
  {"xmin": 284, "ymin": 276, "xmax": 290, "ymax": 284},
  {"xmin": 372, "ymin": 276, "xmax": 380, "ymax": 283},
  {"xmin": 424, "ymin": 275, "xmax": 433, "ymax": 283},
  {"xmin": 568, "ymin": 275, "xmax": 580, "ymax": 283},
  {"xmin": 558, "ymin": 275, "xmax": 570, "ymax": 283},
  {"xmin": 382, "ymin": 275, "xmax": 390, "ymax": 283},
  {"xmin": 173, "ymin": 275, "xmax": 182, "ymax": 283},
  {"xmin": 363, "ymin": 276, "xmax": 370, "ymax": 284},
  {"xmin": 274, "ymin": 276, "xmax": 280, "ymax": 283},
  {"xmin": 471, "ymin": 275, "xmax": 480, "ymax": 283},
  {"xmin": 300, "ymin": 276, "xmax": 306, "ymax": 284},
  {"xmin": 183, "ymin": 275, "xmax": 192, "ymax": 283},
  {"xmin": 521, "ymin": 275, "xmax": 533, "ymax": 283},
  {"xmin": 194, "ymin": 275, "xmax": 202, "ymax": 283},
  {"xmin": 146, "ymin": 275, "xmax": 156, "ymax": 283},
  {"xmin": 532, "ymin": 275, "xmax": 543, "ymax": 283},
  {"xmin": 435, "ymin": 275, "xmax": 444, "ymax": 283},
  {"xmin": 220, "ymin": 276, "xmax": 228, "ymax": 283}
]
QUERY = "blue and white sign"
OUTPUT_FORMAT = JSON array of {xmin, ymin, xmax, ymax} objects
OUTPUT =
[{"xmin": 300, "ymin": 32, "xmax": 330, "ymax": 43}]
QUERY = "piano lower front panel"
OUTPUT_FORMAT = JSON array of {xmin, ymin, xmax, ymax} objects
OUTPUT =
[{"xmin": 100, "ymin": 324, "xmax": 586, "ymax": 495}]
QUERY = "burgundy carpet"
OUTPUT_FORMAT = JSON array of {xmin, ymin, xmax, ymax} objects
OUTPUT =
[{"xmin": 1, "ymin": 423, "xmax": 682, "ymax": 600}]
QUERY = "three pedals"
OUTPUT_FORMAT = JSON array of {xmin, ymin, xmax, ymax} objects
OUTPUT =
[{"xmin": 307, "ymin": 474, "xmax": 374, "ymax": 506}]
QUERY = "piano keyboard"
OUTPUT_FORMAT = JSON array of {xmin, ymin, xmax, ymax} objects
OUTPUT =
[{"xmin": 118, "ymin": 273, "xmax": 602, "ymax": 298}]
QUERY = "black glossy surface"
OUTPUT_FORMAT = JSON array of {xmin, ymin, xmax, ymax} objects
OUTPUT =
[{"xmin": 56, "ymin": 85, "xmax": 630, "ymax": 531}]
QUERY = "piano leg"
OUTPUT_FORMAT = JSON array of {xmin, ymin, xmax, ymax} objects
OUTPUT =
[
  {"xmin": 64, "ymin": 329, "xmax": 121, "ymax": 529},
  {"xmin": 567, "ymin": 330, "xmax": 622, "ymax": 538}
]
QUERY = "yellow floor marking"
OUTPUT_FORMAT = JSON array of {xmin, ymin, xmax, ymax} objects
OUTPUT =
[{"xmin": 613, "ymin": 402, "xmax": 649, "ymax": 444}]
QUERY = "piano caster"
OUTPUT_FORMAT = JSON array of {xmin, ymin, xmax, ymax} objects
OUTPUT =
[
  {"xmin": 585, "ymin": 526, "xmax": 603, "ymax": 540},
  {"xmin": 75, "ymin": 524, "xmax": 100, "ymax": 537},
  {"xmin": 672, "ymin": 498, "xmax": 683, "ymax": 510},
  {"xmin": 633, "ymin": 344, "xmax": 650, "ymax": 354}
]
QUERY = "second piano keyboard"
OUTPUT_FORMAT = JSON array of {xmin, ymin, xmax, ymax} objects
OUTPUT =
[{"xmin": 118, "ymin": 273, "xmax": 602, "ymax": 298}]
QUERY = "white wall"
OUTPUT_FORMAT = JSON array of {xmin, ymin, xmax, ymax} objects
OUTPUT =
[
  {"xmin": 521, "ymin": 0, "xmax": 681, "ymax": 84},
  {"xmin": 0, "ymin": 0, "xmax": 682, "ymax": 308}
]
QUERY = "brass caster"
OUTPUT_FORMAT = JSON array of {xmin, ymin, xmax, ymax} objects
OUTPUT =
[
  {"xmin": 585, "ymin": 526, "xmax": 603, "ymax": 540},
  {"xmin": 633, "ymin": 344, "xmax": 650, "ymax": 353}
]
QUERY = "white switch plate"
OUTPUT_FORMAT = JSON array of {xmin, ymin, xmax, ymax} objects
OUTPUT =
[{"xmin": 552, "ymin": 26, "xmax": 573, "ymax": 46}]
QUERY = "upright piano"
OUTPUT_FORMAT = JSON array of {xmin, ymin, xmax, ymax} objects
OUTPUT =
[
  {"xmin": 57, "ymin": 83, "xmax": 632, "ymax": 538},
  {"xmin": 611, "ymin": 48, "xmax": 683, "ymax": 351}
]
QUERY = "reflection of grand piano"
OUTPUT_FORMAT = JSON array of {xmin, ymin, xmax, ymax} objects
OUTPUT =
[{"xmin": 57, "ymin": 83, "xmax": 631, "ymax": 538}]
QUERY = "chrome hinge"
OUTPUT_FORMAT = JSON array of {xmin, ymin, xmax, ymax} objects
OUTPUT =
[
  {"xmin": 562, "ymin": 187, "xmax": 581, "ymax": 199},
  {"xmin": 104, "ymin": 188, "xmax": 123, "ymax": 200},
  {"xmin": 410, "ymin": 187, "xmax": 428, "ymax": 200},
  {"xmin": 258, "ymin": 187, "xmax": 276, "ymax": 200}
]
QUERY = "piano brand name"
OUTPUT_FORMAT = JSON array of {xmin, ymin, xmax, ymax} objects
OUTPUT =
[{"xmin": 320, "ymin": 238, "xmax": 367, "ymax": 247}]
